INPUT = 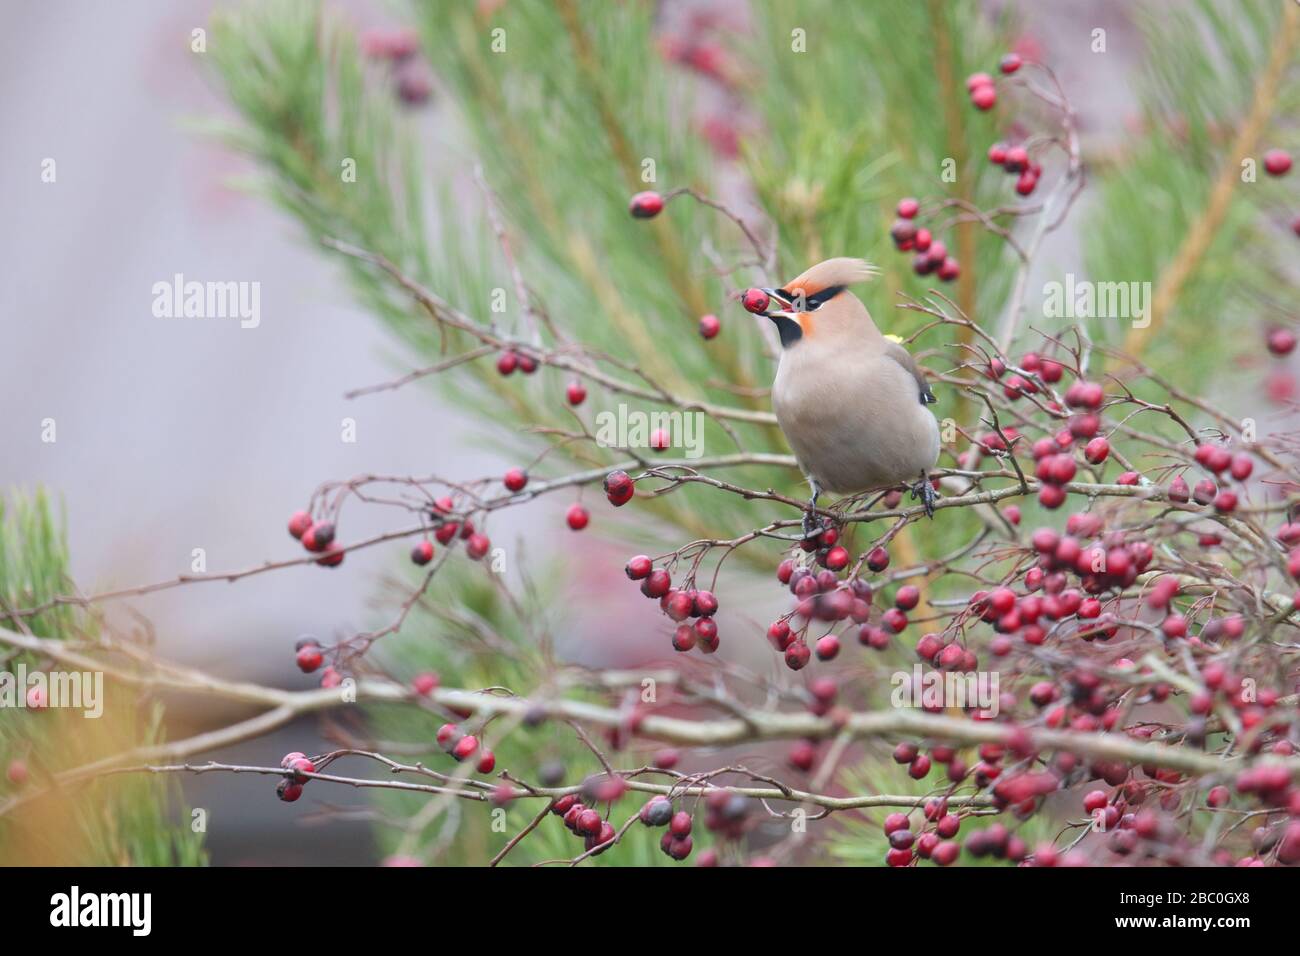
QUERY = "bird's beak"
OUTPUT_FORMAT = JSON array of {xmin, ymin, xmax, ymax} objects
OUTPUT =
[{"xmin": 761, "ymin": 288, "xmax": 794, "ymax": 314}]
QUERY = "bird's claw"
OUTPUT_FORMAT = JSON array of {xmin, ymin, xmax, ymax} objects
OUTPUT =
[
  {"xmin": 801, "ymin": 509, "xmax": 819, "ymax": 541},
  {"xmin": 911, "ymin": 476, "xmax": 939, "ymax": 519}
]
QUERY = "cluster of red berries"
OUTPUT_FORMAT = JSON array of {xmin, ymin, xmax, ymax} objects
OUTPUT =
[
  {"xmin": 426, "ymin": 496, "xmax": 492, "ymax": 561},
  {"xmin": 764, "ymin": 535, "xmax": 901, "ymax": 671},
  {"xmin": 496, "ymin": 349, "xmax": 539, "ymax": 376},
  {"xmin": 889, "ymin": 198, "xmax": 961, "ymax": 282},
  {"xmin": 275, "ymin": 752, "xmax": 317, "ymax": 802},
  {"xmin": 287, "ymin": 510, "xmax": 344, "ymax": 567},
  {"xmin": 625, "ymin": 555, "xmax": 721, "ymax": 654},
  {"xmin": 436, "ymin": 722, "xmax": 496, "ymax": 774},
  {"xmin": 987, "ymin": 140, "xmax": 1043, "ymax": 196},
  {"xmin": 638, "ymin": 796, "xmax": 697, "ymax": 860},
  {"xmin": 965, "ymin": 50, "xmax": 1019, "ymax": 115},
  {"xmin": 551, "ymin": 794, "xmax": 618, "ymax": 856}
]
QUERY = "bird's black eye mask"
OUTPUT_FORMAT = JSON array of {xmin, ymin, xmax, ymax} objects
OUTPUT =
[{"xmin": 776, "ymin": 285, "xmax": 846, "ymax": 312}]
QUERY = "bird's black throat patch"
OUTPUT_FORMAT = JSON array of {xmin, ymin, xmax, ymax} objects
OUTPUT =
[{"xmin": 768, "ymin": 314, "xmax": 803, "ymax": 348}]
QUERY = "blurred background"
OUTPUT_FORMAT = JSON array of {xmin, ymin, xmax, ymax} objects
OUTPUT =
[{"xmin": 1, "ymin": 0, "xmax": 1291, "ymax": 865}]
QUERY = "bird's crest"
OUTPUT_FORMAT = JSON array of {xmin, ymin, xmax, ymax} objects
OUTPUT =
[{"xmin": 782, "ymin": 257, "xmax": 877, "ymax": 300}]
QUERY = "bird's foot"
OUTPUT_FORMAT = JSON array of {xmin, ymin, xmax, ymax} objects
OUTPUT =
[
  {"xmin": 801, "ymin": 508, "xmax": 820, "ymax": 542},
  {"xmin": 910, "ymin": 475, "xmax": 939, "ymax": 519}
]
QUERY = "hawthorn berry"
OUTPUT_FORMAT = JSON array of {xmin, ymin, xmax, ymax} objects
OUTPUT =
[
  {"xmin": 5, "ymin": 760, "xmax": 27, "ymax": 786},
  {"xmin": 287, "ymin": 510, "xmax": 313, "ymax": 540},
  {"xmin": 301, "ymin": 521, "xmax": 335, "ymax": 553},
  {"xmin": 604, "ymin": 469, "xmax": 635, "ymax": 506},
  {"xmin": 896, "ymin": 197, "xmax": 920, "ymax": 219},
  {"xmin": 315, "ymin": 543, "xmax": 345, "ymax": 567},
  {"xmin": 565, "ymin": 380, "xmax": 587, "ymax": 406},
  {"xmin": 866, "ymin": 546, "xmax": 890, "ymax": 572},
  {"xmin": 295, "ymin": 643, "xmax": 323, "ymax": 673},
  {"xmin": 999, "ymin": 52, "xmax": 1022, "ymax": 73},
  {"xmin": 741, "ymin": 288, "xmax": 770, "ymax": 314},
  {"xmin": 641, "ymin": 568, "xmax": 671, "ymax": 598},
  {"xmin": 698, "ymin": 313, "xmax": 721, "ymax": 339},
  {"xmin": 277, "ymin": 780, "xmax": 304, "ymax": 802},
  {"xmin": 466, "ymin": 533, "xmax": 491, "ymax": 560},
  {"xmin": 503, "ymin": 468, "xmax": 528, "ymax": 492},
  {"xmin": 451, "ymin": 735, "xmax": 479, "ymax": 761},
  {"xmin": 629, "ymin": 191, "xmax": 665, "ymax": 218},
  {"xmin": 1263, "ymin": 149, "xmax": 1292, "ymax": 176},
  {"xmin": 784, "ymin": 640, "xmax": 811, "ymax": 671},
  {"xmin": 476, "ymin": 751, "xmax": 496, "ymax": 774},
  {"xmin": 640, "ymin": 797, "xmax": 674, "ymax": 827},
  {"xmin": 412, "ymin": 672, "xmax": 439, "ymax": 696},
  {"xmin": 1084, "ymin": 437, "xmax": 1109, "ymax": 465},
  {"xmin": 970, "ymin": 84, "xmax": 996, "ymax": 111},
  {"xmin": 814, "ymin": 634, "xmax": 840, "ymax": 660},
  {"xmin": 625, "ymin": 555, "xmax": 652, "ymax": 580},
  {"xmin": 1267, "ymin": 327, "xmax": 1297, "ymax": 356},
  {"xmin": 566, "ymin": 503, "xmax": 590, "ymax": 530},
  {"xmin": 411, "ymin": 540, "xmax": 434, "ymax": 566},
  {"xmin": 496, "ymin": 351, "xmax": 518, "ymax": 376}
]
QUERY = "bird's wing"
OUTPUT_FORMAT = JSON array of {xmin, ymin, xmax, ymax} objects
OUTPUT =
[{"xmin": 883, "ymin": 342, "xmax": 937, "ymax": 405}]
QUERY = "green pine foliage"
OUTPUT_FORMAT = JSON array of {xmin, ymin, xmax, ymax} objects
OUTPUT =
[{"xmin": 0, "ymin": 491, "xmax": 205, "ymax": 866}]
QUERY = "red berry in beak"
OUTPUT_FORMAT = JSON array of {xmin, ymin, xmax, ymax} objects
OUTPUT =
[
  {"xmin": 741, "ymin": 287, "xmax": 770, "ymax": 314},
  {"xmin": 629, "ymin": 191, "xmax": 665, "ymax": 218}
]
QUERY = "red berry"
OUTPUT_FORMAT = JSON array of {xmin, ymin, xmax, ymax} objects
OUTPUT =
[
  {"xmin": 641, "ymin": 568, "xmax": 671, "ymax": 599},
  {"xmin": 866, "ymin": 546, "xmax": 890, "ymax": 572},
  {"xmin": 1229, "ymin": 454, "xmax": 1253, "ymax": 481},
  {"xmin": 295, "ymin": 644, "xmax": 323, "ymax": 673},
  {"xmin": 496, "ymin": 351, "xmax": 518, "ymax": 376},
  {"xmin": 670, "ymin": 811, "xmax": 693, "ymax": 837},
  {"xmin": 1169, "ymin": 475, "xmax": 1190, "ymax": 503},
  {"xmin": 815, "ymin": 634, "xmax": 840, "ymax": 660},
  {"xmin": 971, "ymin": 84, "xmax": 996, "ymax": 110},
  {"xmin": 896, "ymin": 197, "xmax": 920, "ymax": 219},
  {"xmin": 1004, "ymin": 145, "xmax": 1029, "ymax": 172},
  {"xmin": 1267, "ymin": 327, "xmax": 1297, "ymax": 356},
  {"xmin": 476, "ymin": 750, "xmax": 496, "ymax": 774},
  {"xmin": 287, "ymin": 510, "xmax": 313, "ymax": 540},
  {"xmin": 937, "ymin": 257, "xmax": 961, "ymax": 282},
  {"xmin": 566, "ymin": 503, "xmax": 590, "ymax": 530},
  {"xmin": 412, "ymin": 672, "xmax": 439, "ymax": 695},
  {"xmin": 629, "ymin": 190, "xmax": 665, "ymax": 218},
  {"xmin": 315, "ymin": 543, "xmax": 345, "ymax": 567},
  {"xmin": 604, "ymin": 469, "xmax": 635, "ymax": 506},
  {"xmin": 1084, "ymin": 437, "xmax": 1109, "ymax": 464},
  {"xmin": 742, "ymin": 287, "xmax": 770, "ymax": 314},
  {"xmin": 517, "ymin": 353, "xmax": 538, "ymax": 374},
  {"xmin": 999, "ymin": 52, "xmax": 1022, "ymax": 73},
  {"xmin": 1263, "ymin": 149, "xmax": 1292, "ymax": 176},
  {"xmin": 988, "ymin": 142, "xmax": 1008, "ymax": 164},
  {"xmin": 698, "ymin": 313, "xmax": 721, "ymax": 339},
  {"xmin": 894, "ymin": 584, "xmax": 920, "ymax": 610},
  {"xmin": 277, "ymin": 780, "xmax": 304, "ymax": 802},
  {"xmin": 1015, "ymin": 171, "xmax": 1038, "ymax": 195},
  {"xmin": 784, "ymin": 641, "xmax": 811, "ymax": 671},
  {"xmin": 411, "ymin": 540, "xmax": 434, "ymax": 566},
  {"xmin": 452, "ymin": 735, "xmax": 479, "ymax": 761},
  {"xmin": 503, "ymin": 468, "xmax": 528, "ymax": 492},
  {"xmin": 824, "ymin": 545, "xmax": 849, "ymax": 571},
  {"xmin": 566, "ymin": 380, "xmax": 587, "ymax": 406},
  {"xmin": 301, "ymin": 521, "xmax": 335, "ymax": 553},
  {"xmin": 466, "ymin": 533, "xmax": 491, "ymax": 560},
  {"xmin": 5, "ymin": 760, "xmax": 28, "ymax": 786},
  {"xmin": 625, "ymin": 555, "xmax": 652, "ymax": 580},
  {"xmin": 966, "ymin": 72, "xmax": 994, "ymax": 90}
]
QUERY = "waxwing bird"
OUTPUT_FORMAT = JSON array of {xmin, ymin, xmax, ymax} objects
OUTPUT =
[{"xmin": 747, "ymin": 258, "xmax": 941, "ymax": 535}]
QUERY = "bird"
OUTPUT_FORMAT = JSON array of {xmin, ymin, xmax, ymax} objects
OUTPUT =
[{"xmin": 745, "ymin": 257, "xmax": 941, "ymax": 536}]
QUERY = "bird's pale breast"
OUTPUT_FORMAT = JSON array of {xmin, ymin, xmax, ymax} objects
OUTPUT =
[{"xmin": 772, "ymin": 340, "xmax": 940, "ymax": 494}]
